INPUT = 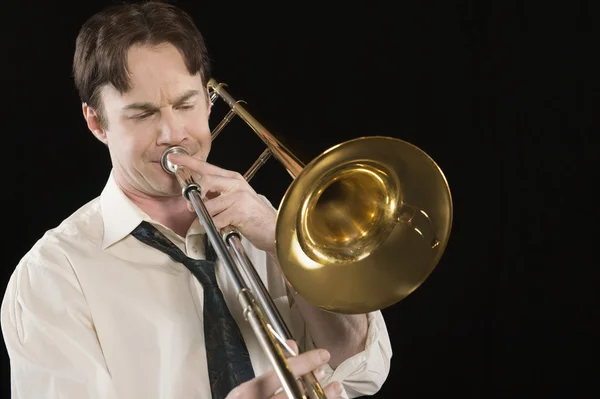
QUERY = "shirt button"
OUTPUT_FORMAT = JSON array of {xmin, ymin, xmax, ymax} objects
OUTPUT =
[{"xmin": 191, "ymin": 246, "xmax": 199, "ymax": 253}]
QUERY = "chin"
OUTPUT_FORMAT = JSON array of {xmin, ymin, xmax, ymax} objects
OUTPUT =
[
  {"xmin": 146, "ymin": 164, "xmax": 180, "ymax": 195},
  {"xmin": 157, "ymin": 178, "xmax": 182, "ymax": 196}
]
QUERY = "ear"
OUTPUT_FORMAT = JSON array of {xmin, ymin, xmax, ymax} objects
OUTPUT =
[
  {"xmin": 82, "ymin": 103, "xmax": 108, "ymax": 145},
  {"xmin": 205, "ymin": 84, "xmax": 213, "ymax": 118}
]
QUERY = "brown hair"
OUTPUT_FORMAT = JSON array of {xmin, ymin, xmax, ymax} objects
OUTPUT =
[{"xmin": 72, "ymin": 0, "xmax": 211, "ymax": 128}]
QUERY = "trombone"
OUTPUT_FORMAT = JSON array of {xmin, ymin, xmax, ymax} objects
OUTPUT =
[{"xmin": 160, "ymin": 78, "xmax": 453, "ymax": 398}]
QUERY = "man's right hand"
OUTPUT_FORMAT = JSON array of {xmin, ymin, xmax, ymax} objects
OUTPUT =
[{"xmin": 226, "ymin": 341, "xmax": 344, "ymax": 399}]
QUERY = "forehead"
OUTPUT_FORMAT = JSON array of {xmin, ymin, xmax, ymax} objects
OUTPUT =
[{"xmin": 104, "ymin": 43, "xmax": 204, "ymax": 106}]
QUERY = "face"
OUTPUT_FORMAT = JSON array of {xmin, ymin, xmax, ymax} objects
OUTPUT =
[{"xmin": 83, "ymin": 43, "xmax": 212, "ymax": 197}]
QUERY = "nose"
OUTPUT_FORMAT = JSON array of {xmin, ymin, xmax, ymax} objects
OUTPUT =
[{"xmin": 156, "ymin": 107, "xmax": 187, "ymax": 146}]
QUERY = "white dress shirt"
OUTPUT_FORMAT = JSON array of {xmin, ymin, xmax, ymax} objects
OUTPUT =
[{"xmin": 1, "ymin": 171, "xmax": 392, "ymax": 399}]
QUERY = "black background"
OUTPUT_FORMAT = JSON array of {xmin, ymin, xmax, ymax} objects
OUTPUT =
[{"xmin": 0, "ymin": 0, "xmax": 596, "ymax": 397}]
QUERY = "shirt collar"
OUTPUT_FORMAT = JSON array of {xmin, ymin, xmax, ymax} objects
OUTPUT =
[
  {"xmin": 99, "ymin": 171, "xmax": 206, "ymax": 250},
  {"xmin": 100, "ymin": 171, "xmax": 150, "ymax": 249}
]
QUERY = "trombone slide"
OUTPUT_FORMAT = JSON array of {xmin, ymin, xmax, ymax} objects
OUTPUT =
[{"xmin": 161, "ymin": 148, "xmax": 326, "ymax": 399}]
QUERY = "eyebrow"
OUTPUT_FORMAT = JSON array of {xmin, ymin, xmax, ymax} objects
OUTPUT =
[{"xmin": 122, "ymin": 89, "xmax": 200, "ymax": 112}]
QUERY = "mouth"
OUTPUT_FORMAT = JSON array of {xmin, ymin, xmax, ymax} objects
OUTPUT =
[
  {"xmin": 151, "ymin": 161, "xmax": 168, "ymax": 172},
  {"xmin": 150, "ymin": 149, "xmax": 201, "ymax": 170}
]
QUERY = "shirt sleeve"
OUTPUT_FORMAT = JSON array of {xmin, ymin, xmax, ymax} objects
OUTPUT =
[
  {"xmin": 0, "ymin": 239, "xmax": 118, "ymax": 399},
  {"xmin": 295, "ymin": 307, "xmax": 393, "ymax": 399}
]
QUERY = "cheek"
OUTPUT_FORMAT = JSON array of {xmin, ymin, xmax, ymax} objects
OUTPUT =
[
  {"xmin": 107, "ymin": 123, "xmax": 154, "ymax": 158},
  {"xmin": 187, "ymin": 112, "xmax": 212, "ymax": 141}
]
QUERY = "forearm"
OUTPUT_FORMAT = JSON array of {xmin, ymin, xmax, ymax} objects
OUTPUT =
[
  {"xmin": 290, "ymin": 290, "xmax": 368, "ymax": 369},
  {"xmin": 266, "ymin": 247, "xmax": 368, "ymax": 368}
]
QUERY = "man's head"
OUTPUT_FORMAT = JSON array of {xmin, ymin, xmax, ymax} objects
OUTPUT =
[{"xmin": 73, "ymin": 1, "xmax": 213, "ymax": 197}]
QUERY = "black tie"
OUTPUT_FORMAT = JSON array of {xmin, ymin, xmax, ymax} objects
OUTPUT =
[{"xmin": 130, "ymin": 221, "xmax": 255, "ymax": 399}]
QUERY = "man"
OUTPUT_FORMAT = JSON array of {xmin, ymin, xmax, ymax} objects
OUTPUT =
[{"xmin": 1, "ymin": 1, "xmax": 392, "ymax": 398}]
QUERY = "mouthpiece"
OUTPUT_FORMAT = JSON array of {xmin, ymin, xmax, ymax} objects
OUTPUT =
[{"xmin": 161, "ymin": 146, "xmax": 189, "ymax": 174}]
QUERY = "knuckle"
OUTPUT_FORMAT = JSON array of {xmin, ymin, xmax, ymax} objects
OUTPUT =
[
  {"xmin": 287, "ymin": 340, "xmax": 299, "ymax": 355},
  {"xmin": 213, "ymin": 215, "xmax": 226, "ymax": 228},
  {"xmin": 229, "ymin": 171, "xmax": 244, "ymax": 181},
  {"xmin": 288, "ymin": 350, "xmax": 322, "ymax": 373}
]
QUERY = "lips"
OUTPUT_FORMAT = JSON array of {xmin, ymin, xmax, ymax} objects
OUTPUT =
[{"xmin": 149, "ymin": 148, "xmax": 200, "ymax": 166}]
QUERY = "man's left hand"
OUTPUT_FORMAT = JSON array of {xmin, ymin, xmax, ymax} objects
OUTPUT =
[{"xmin": 167, "ymin": 152, "xmax": 277, "ymax": 254}]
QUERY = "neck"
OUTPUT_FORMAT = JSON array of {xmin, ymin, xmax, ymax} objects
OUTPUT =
[{"xmin": 117, "ymin": 181, "xmax": 196, "ymax": 238}]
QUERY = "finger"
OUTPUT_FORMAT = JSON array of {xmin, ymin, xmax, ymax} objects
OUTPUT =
[
  {"xmin": 201, "ymin": 173, "xmax": 255, "ymax": 195},
  {"xmin": 256, "ymin": 348, "xmax": 331, "ymax": 397},
  {"xmin": 185, "ymin": 188, "xmax": 233, "ymax": 213},
  {"xmin": 283, "ymin": 339, "xmax": 299, "ymax": 357},
  {"xmin": 190, "ymin": 174, "xmax": 248, "ymax": 202},
  {"xmin": 271, "ymin": 380, "xmax": 343, "ymax": 399},
  {"xmin": 204, "ymin": 191, "xmax": 268, "ymax": 231},
  {"xmin": 322, "ymin": 381, "xmax": 344, "ymax": 399},
  {"xmin": 211, "ymin": 206, "xmax": 238, "ymax": 230},
  {"xmin": 203, "ymin": 191, "xmax": 235, "ymax": 217},
  {"xmin": 167, "ymin": 152, "xmax": 242, "ymax": 180},
  {"xmin": 185, "ymin": 184, "xmax": 232, "ymax": 213}
]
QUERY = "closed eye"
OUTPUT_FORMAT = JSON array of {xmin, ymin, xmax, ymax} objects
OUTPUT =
[
  {"xmin": 131, "ymin": 111, "xmax": 154, "ymax": 120},
  {"xmin": 129, "ymin": 102, "xmax": 196, "ymax": 121},
  {"xmin": 176, "ymin": 103, "xmax": 195, "ymax": 110}
]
